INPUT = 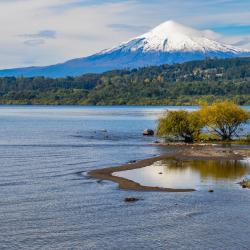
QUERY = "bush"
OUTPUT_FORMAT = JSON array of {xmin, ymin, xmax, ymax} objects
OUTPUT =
[
  {"xmin": 157, "ymin": 101, "xmax": 250, "ymax": 142},
  {"xmin": 156, "ymin": 110, "xmax": 204, "ymax": 143}
]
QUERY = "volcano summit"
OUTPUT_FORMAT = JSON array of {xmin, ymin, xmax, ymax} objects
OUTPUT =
[{"xmin": 0, "ymin": 20, "xmax": 249, "ymax": 77}]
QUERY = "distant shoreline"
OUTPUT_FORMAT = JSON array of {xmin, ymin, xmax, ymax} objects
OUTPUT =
[
  {"xmin": 0, "ymin": 104, "xmax": 198, "ymax": 107},
  {"xmin": 0, "ymin": 104, "xmax": 250, "ymax": 107},
  {"xmin": 1, "ymin": 57, "xmax": 250, "ymax": 106},
  {"xmin": 88, "ymin": 144, "xmax": 247, "ymax": 192}
]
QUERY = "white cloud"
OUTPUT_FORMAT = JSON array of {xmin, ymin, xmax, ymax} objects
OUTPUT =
[
  {"xmin": 0, "ymin": 0, "xmax": 141, "ymax": 68},
  {"xmin": 0, "ymin": 0, "xmax": 249, "ymax": 69}
]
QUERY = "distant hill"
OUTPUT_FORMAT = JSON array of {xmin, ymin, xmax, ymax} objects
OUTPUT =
[
  {"xmin": 0, "ymin": 20, "xmax": 250, "ymax": 78},
  {"xmin": 0, "ymin": 57, "xmax": 250, "ymax": 105}
]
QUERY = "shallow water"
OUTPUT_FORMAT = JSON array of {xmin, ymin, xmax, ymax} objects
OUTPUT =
[
  {"xmin": 0, "ymin": 105, "xmax": 250, "ymax": 250},
  {"xmin": 113, "ymin": 159, "xmax": 250, "ymax": 189}
]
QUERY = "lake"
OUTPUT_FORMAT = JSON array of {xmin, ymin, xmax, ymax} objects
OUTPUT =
[
  {"xmin": 113, "ymin": 158, "xmax": 250, "ymax": 190},
  {"xmin": 0, "ymin": 105, "xmax": 250, "ymax": 250}
]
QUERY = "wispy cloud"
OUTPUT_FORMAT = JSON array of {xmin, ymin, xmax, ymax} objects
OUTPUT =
[
  {"xmin": 21, "ymin": 30, "xmax": 57, "ymax": 39},
  {"xmin": 232, "ymin": 37, "xmax": 250, "ymax": 47},
  {"xmin": 19, "ymin": 30, "xmax": 56, "ymax": 47},
  {"xmin": 23, "ymin": 39, "xmax": 45, "ymax": 46},
  {"xmin": 108, "ymin": 23, "xmax": 149, "ymax": 33},
  {"xmin": 212, "ymin": 25, "xmax": 250, "ymax": 36},
  {"xmin": 0, "ymin": 0, "xmax": 249, "ymax": 69}
]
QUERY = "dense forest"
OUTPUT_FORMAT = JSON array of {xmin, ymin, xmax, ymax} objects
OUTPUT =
[{"xmin": 0, "ymin": 57, "xmax": 250, "ymax": 105}]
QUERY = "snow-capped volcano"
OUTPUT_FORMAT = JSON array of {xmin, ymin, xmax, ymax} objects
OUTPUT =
[
  {"xmin": 0, "ymin": 20, "xmax": 249, "ymax": 77},
  {"xmin": 104, "ymin": 20, "xmax": 245, "ymax": 54}
]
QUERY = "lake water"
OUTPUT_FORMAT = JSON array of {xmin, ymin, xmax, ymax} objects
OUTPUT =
[
  {"xmin": 113, "ymin": 159, "xmax": 250, "ymax": 190},
  {"xmin": 0, "ymin": 105, "xmax": 250, "ymax": 250}
]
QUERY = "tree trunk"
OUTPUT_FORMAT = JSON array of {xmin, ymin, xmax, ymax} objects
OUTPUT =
[
  {"xmin": 221, "ymin": 134, "xmax": 232, "ymax": 141},
  {"xmin": 184, "ymin": 136, "xmax": 193, "ymax": 143}
]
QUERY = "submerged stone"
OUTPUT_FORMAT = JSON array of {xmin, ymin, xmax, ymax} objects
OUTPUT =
[
  {"xmin": 124, "ymin": 197, "xmax": 140, "ymax": 202},
  {"xmin": 143, "ymin": 129, "xmax": 154, "ymax": 136},
  {"xmin": 128, "ymin": 160, "xmax": 137, "ymax": 164}
]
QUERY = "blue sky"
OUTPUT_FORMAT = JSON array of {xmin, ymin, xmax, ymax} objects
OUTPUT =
[{"xmin": 0, "ymin": 0, "xmax": 249, "ymax": 68}]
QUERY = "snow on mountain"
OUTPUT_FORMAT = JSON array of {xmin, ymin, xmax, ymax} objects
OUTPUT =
[
  {"xmin": 0, "ymin": 20, "xmax": 249, "ymax": 77},
  {"xmin": 102, "ymin": 20, "xmax": 246, "ymax": 54}
]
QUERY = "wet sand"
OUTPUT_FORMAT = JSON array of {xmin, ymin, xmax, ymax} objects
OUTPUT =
[{"xmin": 88, "ymin": 145, "xmax": 248, "ymax": 192}]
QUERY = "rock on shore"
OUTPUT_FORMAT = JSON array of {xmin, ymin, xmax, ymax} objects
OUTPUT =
[
  {"xmin": 143, "ymin": 129, "xmax": 154, "ymax": 136},
  {"xmin": 240, "ymin": 179, "xmax": 250, "ymax": 188}
]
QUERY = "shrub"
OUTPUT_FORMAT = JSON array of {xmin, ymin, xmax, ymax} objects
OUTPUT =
[{"xmin": 156, "ymin": 110, "xmax": 204, "ymax": 143}]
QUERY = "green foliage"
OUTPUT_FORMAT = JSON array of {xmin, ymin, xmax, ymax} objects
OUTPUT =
[
  {"xmin": 156, "ymin": 110, "xmax": 204, "ymax": 142},
  {"xmin": 198, "ymin": 133, "xmax": 220, "ymax": 142},
  {"xmin": 200, "ymin": 101, "xmax": 250, "ymax": 141},
  {"xmin": 157, "ymin": 101, "xmax": 250, "ymax": 142},
  {"xmin": 0, "ymin": 57, "xmax": 250, "ymax": 105}
]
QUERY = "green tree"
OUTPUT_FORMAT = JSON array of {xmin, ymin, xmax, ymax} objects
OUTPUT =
[
  {"xmin": 156, "ymin": 110, "xmax": 203, "ymax": 142},
  {"xmin": 200, "ymin": 101, "xmax": 250, "ymax": 141}
]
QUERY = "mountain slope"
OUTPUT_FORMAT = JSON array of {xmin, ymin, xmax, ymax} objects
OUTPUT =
[{"xmin": 0, "ymin": 20, "xmax": 249, "ymax": 77}]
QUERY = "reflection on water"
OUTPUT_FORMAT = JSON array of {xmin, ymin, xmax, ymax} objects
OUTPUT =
[
  {"xmin": 113, "ymin": 158, "xmax": 250, "ymax": 189},
  {"xmin": 1, "ymin": 106, "xmax": 250, "ymax": 249}
]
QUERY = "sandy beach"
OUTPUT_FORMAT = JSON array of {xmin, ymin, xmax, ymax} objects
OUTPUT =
[{"xmin": 88, "ymin": 144, "xmax": 248, "ymax": 192}]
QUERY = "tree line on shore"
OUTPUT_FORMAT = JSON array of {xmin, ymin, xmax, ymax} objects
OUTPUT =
[
  {"xmin": 156, "ymin": 101, "xmax": 250, "ymax": 142},
  {"xmin": 0, "ymin": 57, "xmax": 249, "ymax": 105}
]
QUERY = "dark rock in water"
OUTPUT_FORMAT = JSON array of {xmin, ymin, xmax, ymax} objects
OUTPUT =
[
  {"xmin": 158, "ymin": 172, "xmax": 163, "ymax": 175},
  {"xmin": 208, "ymin": 189, "xmax": 214, "ymax": 193},
  {"xmin": 143, "ymin": 129, "xmax": 154, "ymax": 136},
  {"xmin": 124, "ymin": 197, "xmax": 139, "ymax": 203},
  {"xmin": 154, "ymin": 140, "xmax": 160, "ymax": 144},
  {"xmin": 128, "ymin": 160, "xmax": 137, "ymax": 164},
  {"xmin": 101, "ymin": 129, "xmax": 107, "ymax": 132},
  {"xmin": 240, "ymin": 179, "xmax": 250, "ymax": 188}
]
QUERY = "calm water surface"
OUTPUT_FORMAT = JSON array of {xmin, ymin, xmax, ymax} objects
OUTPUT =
[
  {"xmin": 114, "ymin": 159, "xmax": 250, "ymax": 189},
  {"xmin": 0, "ymin": 105, "xmax": 250, "ymax": 250}
]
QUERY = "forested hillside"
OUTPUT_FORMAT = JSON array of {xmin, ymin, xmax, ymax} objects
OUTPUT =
[{"xmin": 0, "ymin": 57, "xmax": 250, "ymax": 105}]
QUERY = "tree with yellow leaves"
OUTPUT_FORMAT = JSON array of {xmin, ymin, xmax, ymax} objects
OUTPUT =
[
  {"xmin": 157, "ymin": 101, "xmax": 250, "ymax": 142},
  {"xmin": 200, "ymin": 101, "xmax": 249, "ymax": 141},
  {"xmin": 156, "ymin": 110, "xmax": 204, "ymax": 143}
]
